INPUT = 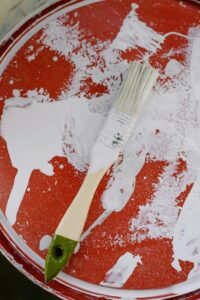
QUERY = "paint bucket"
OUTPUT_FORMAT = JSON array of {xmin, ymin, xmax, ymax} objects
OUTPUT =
[{"xmin": 0, "ymin": 0, "xmax": 200, "ymax": 299}]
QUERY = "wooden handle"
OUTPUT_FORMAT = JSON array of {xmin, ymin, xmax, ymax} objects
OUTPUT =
[{"xmin": 55, "ymin": 167, "xmax": 108, "ymax": 241}]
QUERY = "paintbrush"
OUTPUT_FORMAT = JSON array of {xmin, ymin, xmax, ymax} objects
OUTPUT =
[{"xmin": 45, "ymin": 62, "xmax": 158, "ymax": 283}]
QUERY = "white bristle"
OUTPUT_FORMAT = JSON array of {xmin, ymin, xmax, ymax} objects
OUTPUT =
[
  {"xmin": 88, "ymin": 61, "xmax": 158, "ymax": 174},
  {"xmin": 114, "ymin": 62, "xmax": 158, "ymax": 118}
]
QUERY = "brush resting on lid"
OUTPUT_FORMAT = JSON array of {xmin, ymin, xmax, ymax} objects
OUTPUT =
[{"xmin": 45, "ymin": 62, "xmax": 158, "ymax": 283}]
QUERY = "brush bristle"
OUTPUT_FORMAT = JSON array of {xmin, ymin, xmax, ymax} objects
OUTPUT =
[{"xmin": 114, "ymin": 62, "xmax": 158, "ymax": 118}]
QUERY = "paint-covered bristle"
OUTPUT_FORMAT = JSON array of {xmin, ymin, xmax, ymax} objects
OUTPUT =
[
  {"xmin": 88, "ymin": 62, "xmax": 158, "ymax": 174},
  {"xmin": 114, "ymin": 62, "xmax": 158, "ymax": 119}
]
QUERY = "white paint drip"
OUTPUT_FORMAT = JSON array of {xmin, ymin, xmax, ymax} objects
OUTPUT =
[
  {"xmin": 1, "ymin": 97, "xmax": 104, "ymax": 224},
  {"xmin": 5, "ymin": 169, "xmax": 32, "ymax": 226},
  {"xmin": 13, "ymin": 89, "xmax": 20, "ymax": 97},
  {"xmin": 39, "ymin": 235, "xmax": 52, "ymax": 251},
  {"xmin": 100, "ymin": 252, "xmax": 141, "ymax": 288}
]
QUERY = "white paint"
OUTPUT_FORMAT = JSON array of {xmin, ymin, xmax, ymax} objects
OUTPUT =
[
  {"xmin": 190, "ymin": 32, "xmax": 200, "ymax": 100},
  {"xmin": 53, "ymin": 56, "xmax": 58, "ymax": 62},
  {"xmin": 172, "ymin": 174, "xmax": 200, "ymax": 277},
  {"xmin": 27, "ymin": 54, "xmax": 36, "ymax": 62},
  {"xmin": 39, "ymin": 235, "xmax": 52, "ymax": 251},
  {"xmin": 100, "ymin": 252, "xmax": 141, "ymax": 288},
  {"xmin": 129, "ymin": 160, "xmax": 193, "ymax": 242},
  {"xmin": 1, "ymin": 96, "xmax": 104, "ymax": 224},
  {"xmin": 111, "ymin": 4, "xmax": 164, "ymax": 52},
  {"xmin": 5, "ymin": 169, "xmax": 32, "ymax": 225},
  {"xmin": 165, "ymin": 59, "xmax": 183, "ymax": 77},
  {"xmin": 62, "ymin": 98, "xmax": 105, "ymax": 172},
  {"xmin": 1, "ymin": 97, "xmax": 66, "ymax": 172},
  {"xmin": 12, "ymin": 89, "xmax": 20, "ymax": 97},
  {"xmin": 172, "ymin": 258, "xmax": 182, "ymax": 272}
]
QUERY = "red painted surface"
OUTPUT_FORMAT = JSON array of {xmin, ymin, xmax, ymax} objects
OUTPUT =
[{"xmin": 0, "ymin": 0, "xmax": 200, "ymax": 299}]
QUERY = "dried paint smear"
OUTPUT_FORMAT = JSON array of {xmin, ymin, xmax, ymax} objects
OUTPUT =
[
  {"xmin": 100, "ymin": 252, "xmax": 141, "ymax": 288},
  {"xmin": 1, "ymin": 2, "xmax": 200, "ymax": 287}
]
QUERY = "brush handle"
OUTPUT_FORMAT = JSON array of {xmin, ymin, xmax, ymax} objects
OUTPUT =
[
  {"xmin": 56, "ymin": 167, "xmax": 108, "ymax": 241},
  {"xmin": 45, "ymin": 159, "xmax": 110, "ymax": 282}
]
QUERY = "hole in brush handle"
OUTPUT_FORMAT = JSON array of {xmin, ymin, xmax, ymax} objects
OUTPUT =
[
  {"xmin": 53, "ymin": 245, "xmax": 64, "ymax": 258},
  {"xmin": 45, "ymin": 235, "xmax": 78, "ymax": 283}
]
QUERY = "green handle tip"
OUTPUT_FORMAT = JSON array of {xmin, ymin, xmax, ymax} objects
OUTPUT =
[{"xmin": 45, "ymin": 234, "xmax": 77, "ymax": 284}]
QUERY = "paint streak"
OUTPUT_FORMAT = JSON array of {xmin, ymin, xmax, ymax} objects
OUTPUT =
[{"xmin": 100, "ymin": 252, "xmax": 141, "ymax": 288}]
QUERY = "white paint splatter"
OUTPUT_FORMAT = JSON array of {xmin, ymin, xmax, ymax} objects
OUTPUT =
[
  {"xmin": 26, "ymin": 46, "xmax": 44, "ymax": 62},
  {"xmin": 52, "ymin": 56, "xmax": 58, "ymax": 62},
  {"xmin": 100, "ymin": 252, "xmax": 141, "ymax": 288},
  {"xmin": 12, "ymin": 89, "xmax": 20, "ymax": 97},
  {"xmin": 110, "ymin": 3, "xmax": 164, "ymax": 52},
  {"xmin": 39, "ymin": 235, "xmax": 52, "ymax": 251},
  {"xmin": 165, "ymin": 59, "xmax": 184, "ymax": 78},
  {"xmin": 190, "ymin": 31, "xmax": 200, "ymax": 101}
]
